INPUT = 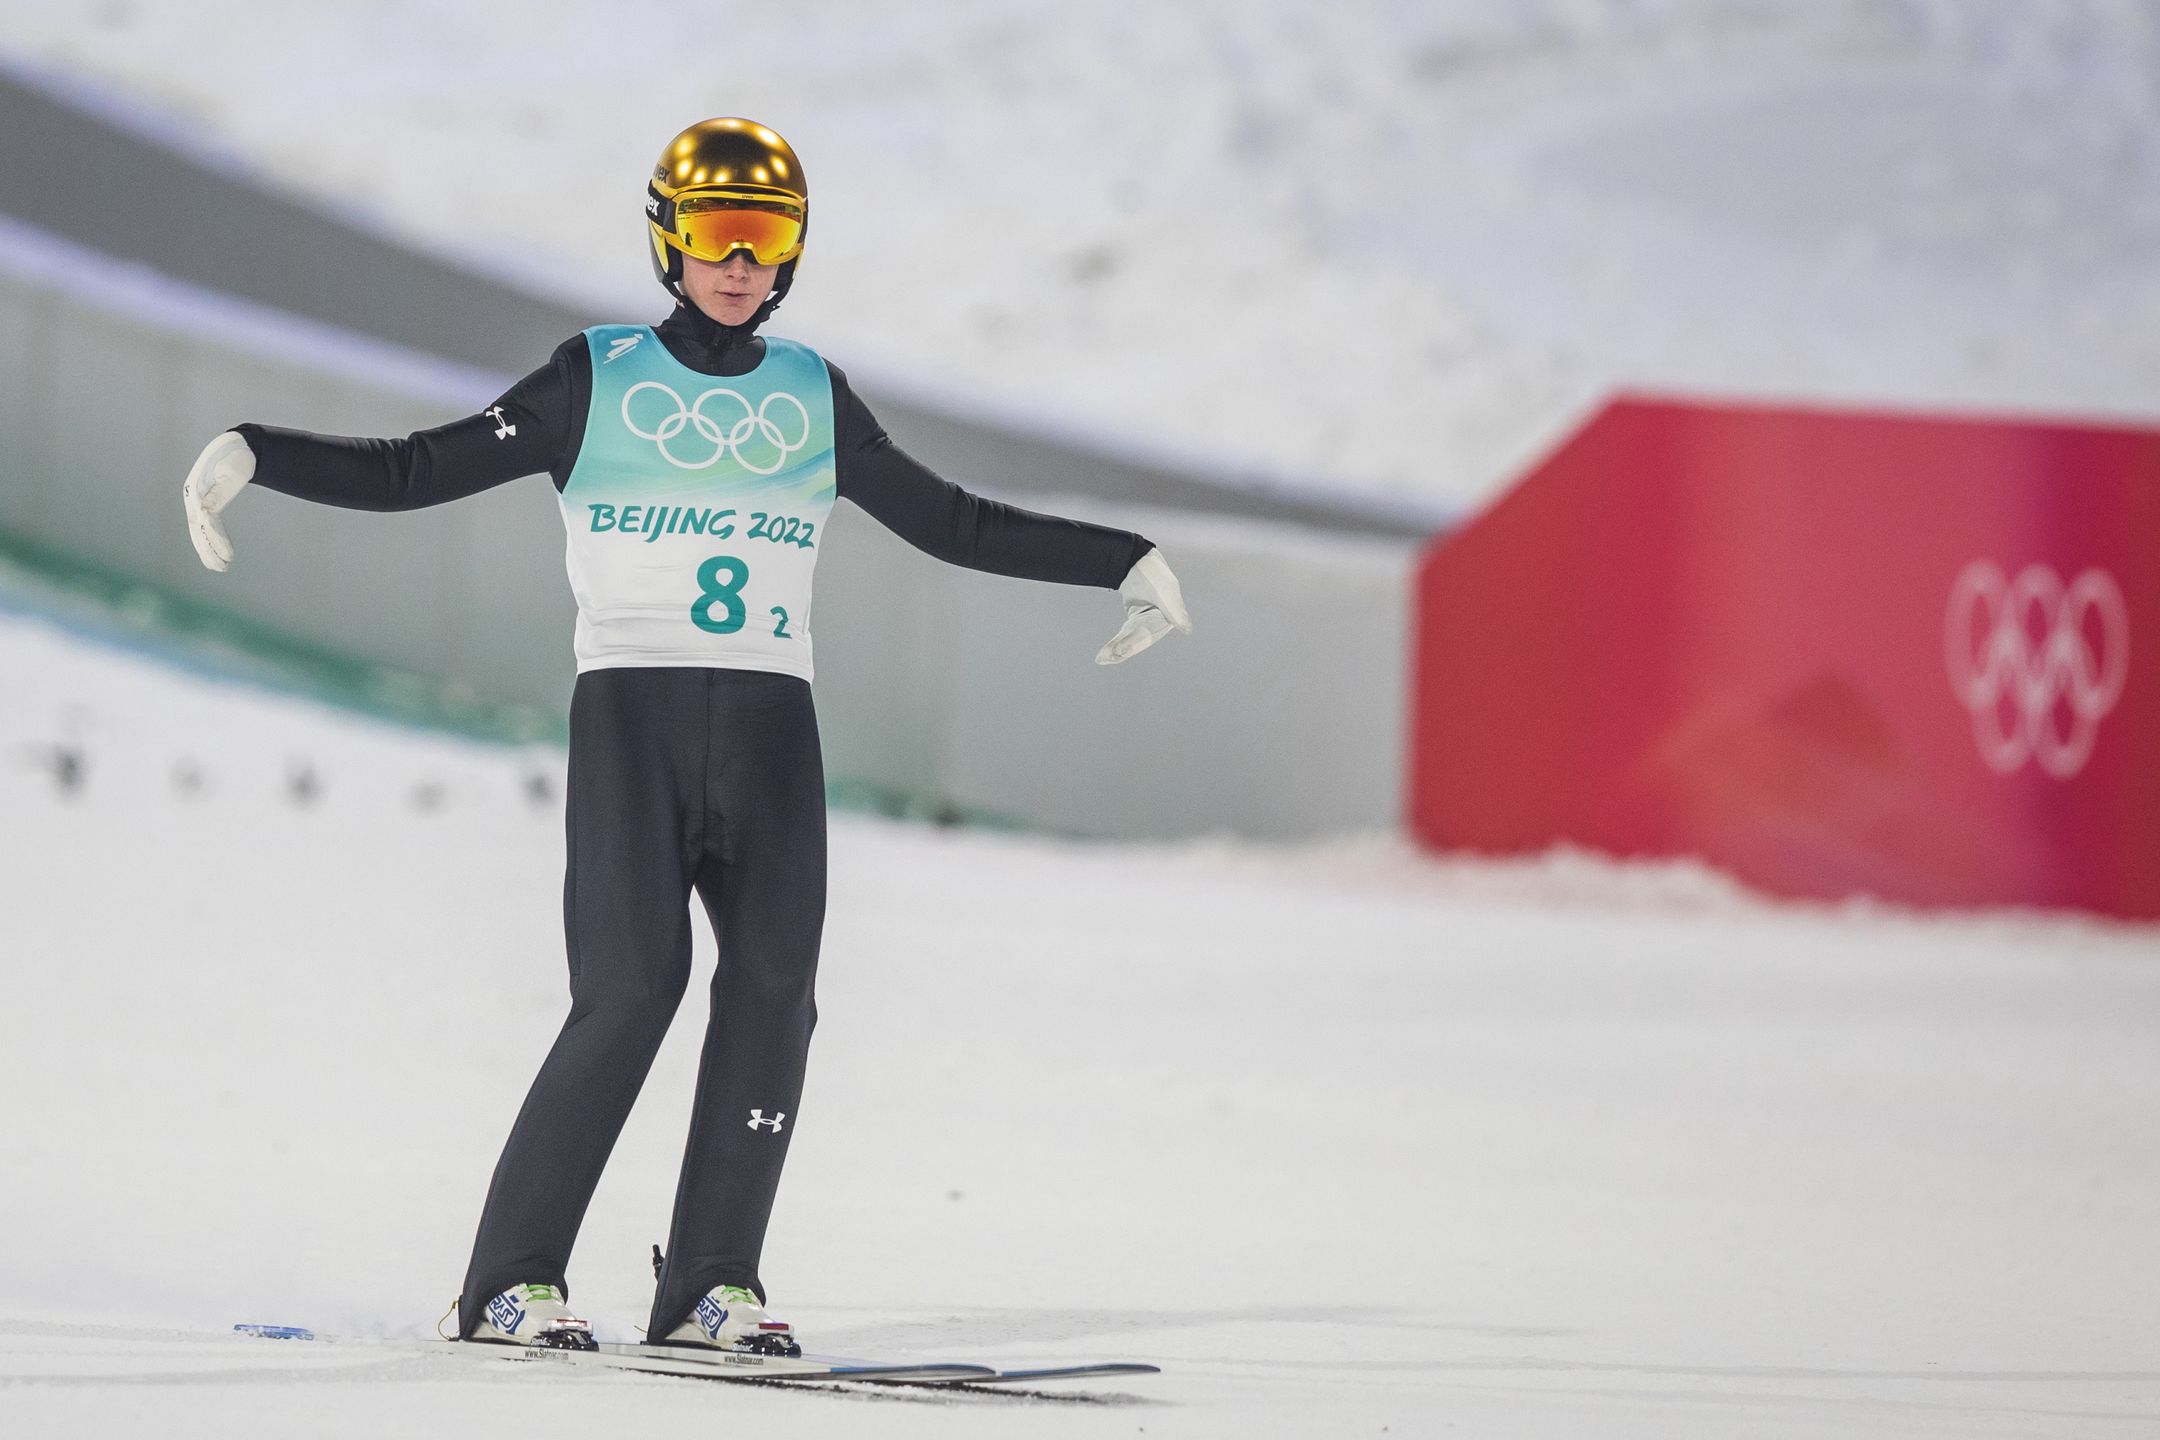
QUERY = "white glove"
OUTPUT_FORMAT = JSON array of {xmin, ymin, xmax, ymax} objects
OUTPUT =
[
  {"xmin": 1096, "ymin": 547, "xmax": 1191, "ymax": 665},
  {"xmin": 182, "ymin": 430, "xmax": 257, "ymax": 572}
]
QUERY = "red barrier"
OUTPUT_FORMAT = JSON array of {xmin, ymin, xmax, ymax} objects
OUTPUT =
[{"xmin": 1409, "ymin": 396, "xmax": 2159, "ymax": 919}]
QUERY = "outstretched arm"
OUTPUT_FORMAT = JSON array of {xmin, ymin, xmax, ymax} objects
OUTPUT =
[
  {"xmin": 829, "ymin": 363, "xmax": 1191, "ymax": 662},
  {"xmin": 182, "ymin": 339, "xmax": 584, "ymax": 569}
]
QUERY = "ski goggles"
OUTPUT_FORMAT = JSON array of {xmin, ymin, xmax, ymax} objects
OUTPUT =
[{"xmin": 648, "ymin": 184, "xmax": 806, "ymax": 266}]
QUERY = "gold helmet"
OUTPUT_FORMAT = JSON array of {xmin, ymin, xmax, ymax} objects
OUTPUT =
[{"xmin": 646, "ymin": 117, "xmax": 809, "ymax": 306}]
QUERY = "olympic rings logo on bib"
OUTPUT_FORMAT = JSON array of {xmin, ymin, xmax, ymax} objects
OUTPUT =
[{"xmin": 621, "ymin": 381, "xmax": 811, "ymax": 473}]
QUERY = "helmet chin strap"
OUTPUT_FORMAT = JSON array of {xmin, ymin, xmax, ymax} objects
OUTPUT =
[{"xmin": 749, "ymin": 257, "xmax": 796, "ymax": 327}]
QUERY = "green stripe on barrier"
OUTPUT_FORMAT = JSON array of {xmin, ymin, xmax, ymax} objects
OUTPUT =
[{"xmin": 0, "ymin": 526, "xmax": 566, "ymax": 747}]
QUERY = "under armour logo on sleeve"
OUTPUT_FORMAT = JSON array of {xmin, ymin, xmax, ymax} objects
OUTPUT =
[
  {"xmin": 747, "ymin": 1109, "xmax": 786, "ymax": 1133},
  {"xmin": 486, "ymin": 406, "xmax": 517, "ymax": 439}
]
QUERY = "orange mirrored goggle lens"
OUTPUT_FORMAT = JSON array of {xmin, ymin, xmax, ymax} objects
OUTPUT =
[{"xmin": 670, "ymin": 195, "xmax": 805, "ymax": 264}]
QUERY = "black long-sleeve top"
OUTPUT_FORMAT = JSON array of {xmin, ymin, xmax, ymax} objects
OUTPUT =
[{"xmin": 234, "ymin": 303, "xmax": 1153, "ymax": 590}]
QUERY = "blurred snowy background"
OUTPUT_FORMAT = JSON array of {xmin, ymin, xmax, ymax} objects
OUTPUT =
[{"xmin": 10, "ymin": 0, "xmax": 2160, "ymax": 513}]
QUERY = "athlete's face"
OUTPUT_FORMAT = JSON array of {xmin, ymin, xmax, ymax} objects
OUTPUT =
[{"xmin": 682, "ymin": 250, "xmax": 780, "ymax": 327}]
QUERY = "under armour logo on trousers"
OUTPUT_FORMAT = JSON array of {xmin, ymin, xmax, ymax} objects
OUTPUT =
[{"xmin": 747, "ymin": 1109, "xmax": 786, "ymax": 1133}]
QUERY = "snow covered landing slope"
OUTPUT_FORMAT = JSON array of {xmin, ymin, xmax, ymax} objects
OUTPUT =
[{"xmin": 0, "ymin": 600, "xmax": 2156, "ymax": 1437}]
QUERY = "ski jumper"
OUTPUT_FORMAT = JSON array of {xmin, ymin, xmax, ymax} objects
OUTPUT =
[{"xmin": 236, "ymin": 302, "xmax": 1153, "ymax": 1341}]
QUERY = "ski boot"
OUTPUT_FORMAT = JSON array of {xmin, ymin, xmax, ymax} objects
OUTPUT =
[
  {"xmin": 658, "ymin": 1284, "xmax": 801, "ymax": 1357},
  {"xmin": 467, "ymin": 1283, "xmax": 598, "ymax": 1350}
]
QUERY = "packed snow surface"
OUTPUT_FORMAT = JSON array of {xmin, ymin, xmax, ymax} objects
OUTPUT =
[
  {"xmin": 9, "ymin": 1, "xmax": 2160, "ymax": 515},
  {"xmin": 3, "ymin": 594, "xmax": 2157, "ymax": 1437}
]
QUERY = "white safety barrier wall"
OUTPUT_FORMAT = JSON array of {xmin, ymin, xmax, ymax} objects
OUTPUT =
[
  {"xmin": 0, "ymin": 214, "xmax": 568, "ymax": 716},
  {"xmin": 0, "ymin": 216, "xmax": 1412, "ymax": 838},
  {"xmin": 814, "ymin": 502, "xmax": 1413, "ymax": 839}
]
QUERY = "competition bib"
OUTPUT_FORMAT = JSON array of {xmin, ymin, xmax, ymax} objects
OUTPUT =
[{"xmin": 559, "ymin": 325, "xmax": 838, "ymax": 678}]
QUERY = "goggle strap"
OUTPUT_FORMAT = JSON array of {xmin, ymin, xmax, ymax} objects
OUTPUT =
[{"xmin": 645, "ymin": 180, "xmax": 677, "ymax": 235}]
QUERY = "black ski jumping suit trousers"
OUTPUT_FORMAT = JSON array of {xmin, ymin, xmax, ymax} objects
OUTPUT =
[{"xmin": 458, "ymin": 665, "xmax": 826, "ymax": 1340}]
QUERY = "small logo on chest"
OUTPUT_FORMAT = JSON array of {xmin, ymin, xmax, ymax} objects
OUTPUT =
[{"xmin": 603, "ymin": 334, "xmax": 642, "ymax": 363}]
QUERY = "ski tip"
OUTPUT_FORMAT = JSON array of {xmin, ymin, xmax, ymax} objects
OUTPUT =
[
  {"xmin": 970, "ymin": 1361, "xmax": 1162, "ymax": 1384},
  {"xmin": 234, "ymin": 1324, "xmax": 317, "ymax": 1341}
]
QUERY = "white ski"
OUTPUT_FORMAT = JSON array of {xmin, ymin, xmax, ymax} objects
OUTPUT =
[{"xmin": 235, "ymin": 1324, "xmax": 1159, "ymax": 1387}]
